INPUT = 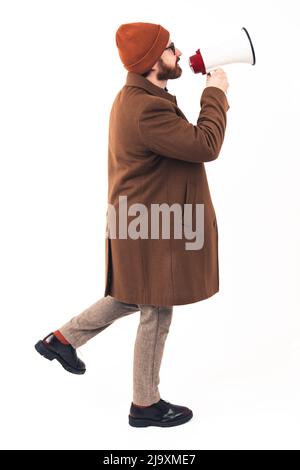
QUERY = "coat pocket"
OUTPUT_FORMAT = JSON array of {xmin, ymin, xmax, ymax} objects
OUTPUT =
[{"xmin": 182, "ymin": 181, "xmax": 196, "ymax": 228}]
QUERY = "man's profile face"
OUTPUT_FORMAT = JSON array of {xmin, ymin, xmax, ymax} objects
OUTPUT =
[{"xmin": 155, "ymin": 39, "xmax": 182, "ymax": 81}]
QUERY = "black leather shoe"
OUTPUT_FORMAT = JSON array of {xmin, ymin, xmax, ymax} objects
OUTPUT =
[
  {"xmin": 35, "ymin": 333, "xmax": 86, "ymax": 375},
  {"xmin": 129, "ymin": 398, "xmax": 193, "ymax": 427}
]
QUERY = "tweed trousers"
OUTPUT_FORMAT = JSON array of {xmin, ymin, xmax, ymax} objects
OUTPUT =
[{"xmin": 58, "ymin": 295, "xmax": 173, "ymax": 406}]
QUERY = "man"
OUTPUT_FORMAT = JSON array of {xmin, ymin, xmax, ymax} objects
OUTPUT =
[{"xmin": 35, "ymin": 22, "xmax": 229, "ymax": 428}]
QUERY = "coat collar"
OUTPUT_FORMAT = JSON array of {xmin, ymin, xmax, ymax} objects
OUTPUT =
[{"xmin": 125, "ymin": 72, "xmax": 177, "ymax": 105}]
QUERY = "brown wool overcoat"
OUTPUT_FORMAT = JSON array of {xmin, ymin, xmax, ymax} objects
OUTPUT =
[{"xmin": 104, "ymin": 71, "xmax": 230, "ymax": 306}]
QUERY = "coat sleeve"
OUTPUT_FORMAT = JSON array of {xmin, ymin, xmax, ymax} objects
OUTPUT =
[{"xmin": 138, "ymin": 86, "xmax": 230, "ymax": 163}]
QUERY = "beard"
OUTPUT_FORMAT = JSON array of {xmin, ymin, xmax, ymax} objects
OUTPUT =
[{"xmin": 156, "ymin": 57, "xmax": 182, "ymax": 80}]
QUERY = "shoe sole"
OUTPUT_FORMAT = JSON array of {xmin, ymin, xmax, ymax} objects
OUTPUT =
[
  {"xmin": 128, "ymin": 411, "xmax": 193, "ymax": 428},
  {"xmin": 34, "ymin": 340, "xmax": 86, "ymax": 375}
]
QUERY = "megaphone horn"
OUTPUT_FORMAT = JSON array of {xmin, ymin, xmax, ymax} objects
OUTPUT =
[{"xmin": 189, "ymin": 27, "xmax": 256, "ymax": 74}]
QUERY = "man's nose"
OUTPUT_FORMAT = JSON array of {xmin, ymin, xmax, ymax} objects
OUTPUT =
[{"xmin": 175, "ymin": 48, "xmax": 182, "ymax": 57}]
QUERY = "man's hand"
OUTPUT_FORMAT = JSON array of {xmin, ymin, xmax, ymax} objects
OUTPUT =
[{"xmin": 205, "ymin": 68, "xmax": 229, "ymax": 94}]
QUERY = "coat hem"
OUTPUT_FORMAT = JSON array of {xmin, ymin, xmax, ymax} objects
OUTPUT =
[{"xmin": 104, "ymin": 287, "xmax": 219, "ymax": 307}]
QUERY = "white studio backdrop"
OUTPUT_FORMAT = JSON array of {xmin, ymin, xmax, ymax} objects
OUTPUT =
[{"xmin": 0, "ymin": 0, "xmax": 299, "ymax": 450}]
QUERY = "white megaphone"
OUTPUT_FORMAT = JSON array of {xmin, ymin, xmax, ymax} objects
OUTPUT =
[{"xmin": 189, "ymin": 27, "xmax": 256, "ymax": 74}]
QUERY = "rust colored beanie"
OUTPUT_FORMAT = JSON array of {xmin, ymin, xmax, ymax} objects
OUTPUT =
[{"xmin": 116, "ymin": 22, "xmax": 170, "ymax": 74}]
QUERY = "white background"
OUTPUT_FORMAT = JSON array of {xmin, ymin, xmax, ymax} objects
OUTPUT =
[{"xmin": 1, "ymin": 0, "xmax": 300, "ymax": 450}]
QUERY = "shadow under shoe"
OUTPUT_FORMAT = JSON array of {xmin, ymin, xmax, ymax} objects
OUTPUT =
[
  {"xmin": 35, "ymin": 333, "xmax": 86, "ymax": 375},
  {"xmin": 129, "ymin": 398, "xmax": 193, "ymax": 427}
]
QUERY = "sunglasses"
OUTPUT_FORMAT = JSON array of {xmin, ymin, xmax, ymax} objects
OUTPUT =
[{"xmin": 164, "ymin": 42, "xmax": 176, "ymax": 55}]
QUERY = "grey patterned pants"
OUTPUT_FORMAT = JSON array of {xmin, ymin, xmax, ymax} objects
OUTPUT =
[{"xmin": 58, "ymin": 295, "xmax": 173, "ymax": 406}]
